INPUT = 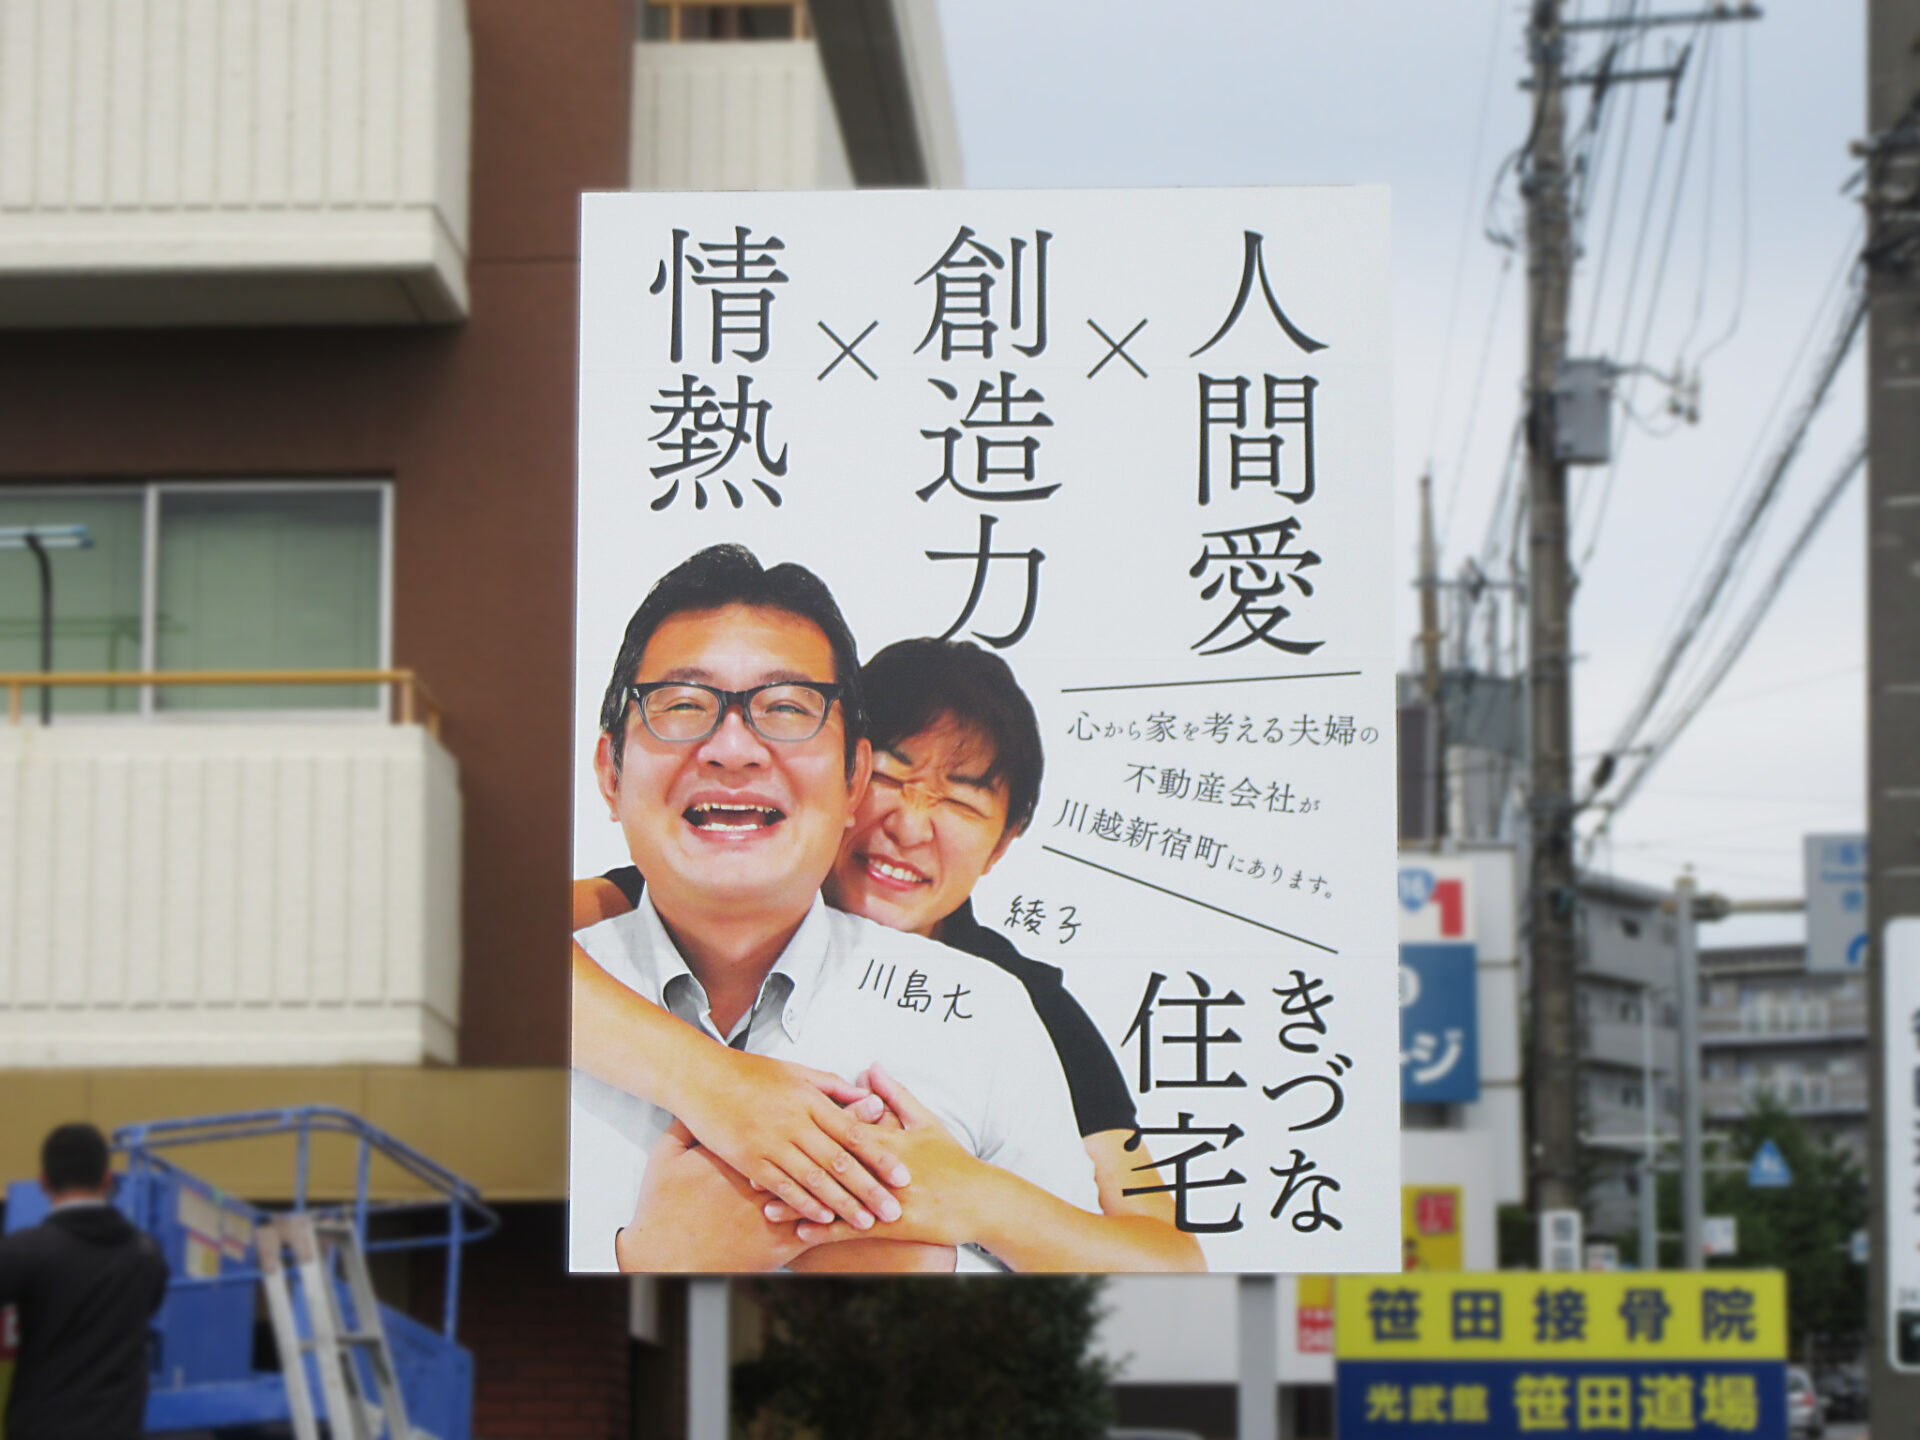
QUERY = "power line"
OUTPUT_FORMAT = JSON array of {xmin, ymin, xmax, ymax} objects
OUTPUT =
[
  {"xmin": 1591, "ymin": 270, "xmax": 1866, "ymax": 790},
  {"xmin": 1633, "ymin": 228, "xmax": 1860, "ymax": 693},
  {"xmin": 1652, "ymin": 786, "xmax": 1866, "ymax": 802},
  {"xmin": 1614, "ymin": 838, "xmax": 1852, "ymax": 857},
  {"xmin": 1671, "ymin": 24, "xmax": 1728, "ymax": 370},
  {"xmin": 1614, "ymin": 817, "xmax": 1861, "ymax": 848},
  {"xmin": 1567, "ymin": 0, "xmax": 1637, "ymax": 235},
  {"xmin": 1440, "ymin": 252, "xmax": 1517, "ymax": 552},
  {"xmin": 1702, "ymin": 661, "xmax": 1863, "ymax": 710},
  {"xmin": 1579, "ymin": 5, "xmax": 1649, "ymax": 349},
  {"xmin": 1424, "ymin": 0, "xmax": 1511, "ymax": 475},
  {"xmin": 1477, "ymin": 417, "xmax": 1526, "ymax": 576},
  {"xmin": 1575, "ymin": 23, "xmax": 1715, "ymax": 570},
  {"xmin": 1604, "ymin": 33, "xmax": 1690, "ymax": 364},
  {"xmin": 1593, "ymin": 434, "xmax": 1867, "ymax": 832},
  {"xmin": 1656, "ymin": 252, "xmax": 1863, "ymax": 714},
  {"xmin": 1622, "ymin": 24, "xmax": 1713, "ymax": 400},
  {"xmin": 1689, "ymin": 18, "xmax": 1750, "ymax": 371}
]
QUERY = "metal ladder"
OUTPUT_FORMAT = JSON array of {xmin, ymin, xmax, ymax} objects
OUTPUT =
[{"xmin": 257, "ymin": 1213, "xmax": 415, "ymax": 1440}]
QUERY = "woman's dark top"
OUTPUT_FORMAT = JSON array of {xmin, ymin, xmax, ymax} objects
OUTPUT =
[{"xmin": 599, "ymin": 868, "xmax": 1137, "ymax": 1138}]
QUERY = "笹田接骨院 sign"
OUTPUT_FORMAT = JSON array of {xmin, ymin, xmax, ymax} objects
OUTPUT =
[
  {"xmin": 1336, "ymin": 1271, "xmax": 1787, "ymax": 1438},
  {"xmin": 570, "ymin": 189, "xmax": 1397, "ymax": 1275}
]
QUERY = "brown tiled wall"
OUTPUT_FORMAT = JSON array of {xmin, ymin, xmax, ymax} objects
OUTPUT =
[
  {"xmin": 0, "ymin": 0, "xmax": 632, "ymax": 1069},
  {"xmin": 461, "ymin": 1205, "xmax": 631, "ymax": 1439}
]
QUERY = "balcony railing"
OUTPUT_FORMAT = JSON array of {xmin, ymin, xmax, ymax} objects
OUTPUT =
[
  {"xmin": 2, "ymin": 670, "xmax": 442, "ymax": 732},
  {"xmin": 1701, "ymin": 997, "xmax": 1867, "ymax": 1041},
  {"xmin": 0, "ymin": 670, "xmax": 460, "ymax": 1067},
  {"xmin": 0, "ymin": 0, "xmax": 471, "ymax": 327},
  {"xmin": 632, "ymin": 27, "xmax": 852, "ymax": 191},
  {"xmin": 1702, "ymin": 1074, "xmax": 1867, "ymax": 1116}
]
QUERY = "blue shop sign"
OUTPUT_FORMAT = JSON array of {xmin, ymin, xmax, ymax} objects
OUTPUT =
[
  {"xmin": 1338, "ymin": 1360, "xmax": 1786, "ymax": 1440},
  {"xmin": 1400, "ymin": 942, "xmax": 1480, "ymax": 1104}
]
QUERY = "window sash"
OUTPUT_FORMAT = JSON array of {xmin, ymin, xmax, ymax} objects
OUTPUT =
[{"xmin": 0, "ymin": 480, "xmax": 392, "ymax": 718}]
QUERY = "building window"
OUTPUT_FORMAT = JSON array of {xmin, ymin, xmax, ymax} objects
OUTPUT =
[
  {"xmin": 641, "ymin": 0, "xmax": 809, "ymax": 41},
  {"xmin": 0, "ymin": 483, "xmax": 388, "ymax": 717}
]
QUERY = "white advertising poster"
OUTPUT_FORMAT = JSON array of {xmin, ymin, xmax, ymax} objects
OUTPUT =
[{"xmin": 570, "ymin": 188, "xmax": 1397, "ymax": 1275}]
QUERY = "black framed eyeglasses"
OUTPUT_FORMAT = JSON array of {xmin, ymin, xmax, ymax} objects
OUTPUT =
[{"xmin": 627, "ymin": 681, "xmax": 847, "ymax": 743}]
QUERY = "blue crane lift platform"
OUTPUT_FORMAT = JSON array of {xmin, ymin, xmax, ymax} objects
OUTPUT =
[{"xmin": 4, "ymin": 1106, "xmax": 498, "ymax": 1439}]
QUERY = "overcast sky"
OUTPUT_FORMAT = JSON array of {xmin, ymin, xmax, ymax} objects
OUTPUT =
[{"xmin": 932, "ymin": 0, "xmax": 1868, "ymax": 947}]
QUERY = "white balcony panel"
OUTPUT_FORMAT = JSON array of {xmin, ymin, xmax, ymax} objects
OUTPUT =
[
  {"xmin": 1580, "ymin": 1016, "xmax": 1673, "ymax": 1073},
  {"xmin": 0, "ymin": 723, "xmax": 460, "ymax": 1065},
  {"xmin": 632, "ymin": 40, "xmax": 853, "ymax": 192},
  {"xmin": 0, "ymin": 0, "xmax": 471, "ymax": 327}
]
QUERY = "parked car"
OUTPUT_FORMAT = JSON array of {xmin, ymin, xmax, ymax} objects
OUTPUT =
[
  {"xmin": 1815, "ymin": 1365, "xmax": 1867, "ymax": 1422},
  {"xmin": 1787, "ymin": 1366, "xmax": 1824, "ymax": 1439}
]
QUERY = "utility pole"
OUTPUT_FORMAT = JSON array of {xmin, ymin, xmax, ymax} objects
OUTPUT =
[
  {"xmin": 1522, "ymin": 0, "xmax": 1583, "ymax": 1222},
  {"xmin": 1416, "ymin": 472, "xmax": 1447, "ymax": 843},
  {"xmin": 1516, "ymin": 0, "xmax": 1761, "ymax": 1241},
  {"xmin": 1864, "ymin": 0, "xmax": 1920, "ymax": 1410}
]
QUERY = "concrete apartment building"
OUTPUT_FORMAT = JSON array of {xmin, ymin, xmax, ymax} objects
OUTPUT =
[
  {"xmin": 1700, "ymin": 943, "xmax": 1869, "ymax": 1164},
  {"xmin": 1399, "ymin": 679, "xmax": 1686, "ymax": 1253},
  {"xmin": 1573, "ymin": 871, "xmax": 1685, "ymax": 1245},
  {"xmin": 0, "ymin": 1, "xmax": 957, "ymax": 1432}
]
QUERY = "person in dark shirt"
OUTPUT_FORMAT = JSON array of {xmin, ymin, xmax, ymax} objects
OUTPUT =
[
  {"xmin": 575, "ymin": 637, "xmax": 1203, "ymax": 1271},
  {"xmin": 0, "ymin": 1124, "xmax": 169, "ymax": 1440}
]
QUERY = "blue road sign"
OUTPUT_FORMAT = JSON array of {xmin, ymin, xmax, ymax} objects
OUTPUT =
[
  {"xmin": 1399, "ymin": 942, "xmax": 1480, "ymax": 1104},
  {"xmin": 1804, "ymin": 833, "xmax": 1867, "ymax": 972},
  {"xmin": 1747, "ymin": 1139, "xmax": 1792, "ymax": 1189}
]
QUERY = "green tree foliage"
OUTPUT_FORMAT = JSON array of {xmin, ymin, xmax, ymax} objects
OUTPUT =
[
  {"xmin": 1701, "ymin": 1096, "xmax": 1866, "ymax": 1350},
  {"xmin": 735, "ymin": 1276, "xmax": 1115, "ymax": 1440}
]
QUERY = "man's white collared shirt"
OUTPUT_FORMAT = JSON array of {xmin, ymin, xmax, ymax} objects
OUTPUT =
[{"xmin": 568, "ymin": 896, "xmax": 1098, "ymax": 1271}]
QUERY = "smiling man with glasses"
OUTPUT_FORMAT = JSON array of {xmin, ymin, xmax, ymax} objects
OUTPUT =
[{"xmin": 569, "ymin": 544, "xmax": 1096, "ymax": 1272}]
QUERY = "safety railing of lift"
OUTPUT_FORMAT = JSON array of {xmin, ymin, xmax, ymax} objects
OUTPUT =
[
  {"xmin": 113, "ymin": 1106, "xmax": 498, "ymax": 1344},
  {"xmin": 0, "ymin": 669, "xmax": 441, "ymax": 734}
]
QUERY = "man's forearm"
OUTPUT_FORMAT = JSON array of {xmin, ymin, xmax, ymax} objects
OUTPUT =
[
  {"xmin": 788, "ymin": 1238, "xmax": 956, "ymax": 1273},
  {"xmin": 617, "ymin": 1131, "xmax": 812, "ymax": 1273},
  {"xmin": 615, "ymin": 1211, "xmax": 805, "ymax": 1272},
  {"xmin": 965, "ymin": 1165, "xmax": 1206, "ymax": 1273},
  {"xmin": 571, "ymin": 944, "xmax": 711, "ymax": 1117}
]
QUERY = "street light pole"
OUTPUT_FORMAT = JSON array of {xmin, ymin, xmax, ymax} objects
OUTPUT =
[
  {"xmin": 1675, "ymin": 872, "xmax": 1704, "ymax": 1270},
  {"xmin": 22, "ymin": 532, "xmax": 51, "ymax": 726},
  {"xmin": 0, "ymin": 524, "xmax": 92, "ymax": 727},
  {"xmin": 1639, "ymin": 987, "xmax": 1659, "ymax": 1270}
]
